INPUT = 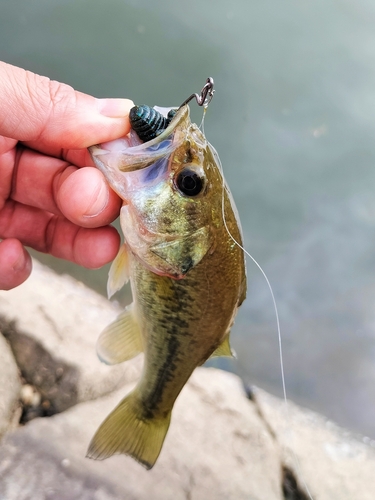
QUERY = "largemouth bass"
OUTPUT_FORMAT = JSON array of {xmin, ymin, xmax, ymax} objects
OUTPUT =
[{"xmin": 87, "ymin": 103, "xmax": 246, "ymax": 469}]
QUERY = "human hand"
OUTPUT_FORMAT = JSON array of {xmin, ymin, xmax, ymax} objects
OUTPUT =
[{"xmin": 0, "ymin": 61, "xmax": 133, "ymax": 290}]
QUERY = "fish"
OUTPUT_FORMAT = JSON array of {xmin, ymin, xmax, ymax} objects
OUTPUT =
[{"xmin": 86, "ymin": 103, "xmax": 247, "ymax": 469}]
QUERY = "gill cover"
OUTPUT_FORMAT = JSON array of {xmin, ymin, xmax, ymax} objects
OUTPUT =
[{"xmin": 150, "ymin": 226, "xmax": 210, "ymax": 276}]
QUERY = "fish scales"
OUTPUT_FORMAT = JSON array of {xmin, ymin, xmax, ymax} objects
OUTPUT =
[
  {"xmin": 87, "ymin": 104, "xmax": 246, "ymax": 469},
  {"xmin": 133, "ymin": 215, "xmax": 242, "ymax": 417}
]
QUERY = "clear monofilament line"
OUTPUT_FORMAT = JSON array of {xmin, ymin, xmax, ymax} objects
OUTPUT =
[
  {"xmin": 220, "ymin": 187, "xmax": 287, "ymax": 405},
  {"xmin": 199, "ymin": 107, "xmax": 207, "ymax": 134},
  {"xmin": 216, "ymin": 155, "xmax": 314, "ymax": 500}
]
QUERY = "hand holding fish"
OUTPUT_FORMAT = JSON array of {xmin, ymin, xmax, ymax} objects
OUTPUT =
[{"xmin": 0, "ymin": 61, "xmax": 134, "ymax": 290}]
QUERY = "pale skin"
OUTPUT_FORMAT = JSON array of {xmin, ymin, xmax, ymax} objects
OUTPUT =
[{"xmin": 0, "ymin": 61, "xmax": 134, "ymax": 290}]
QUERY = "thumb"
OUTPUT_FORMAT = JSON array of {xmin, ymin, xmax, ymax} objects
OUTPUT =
[{"xmin": 0, "ymin": 61, "xmax": 134, "ymax": 149}]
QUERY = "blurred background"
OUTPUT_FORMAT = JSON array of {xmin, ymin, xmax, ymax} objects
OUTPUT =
[{"xmin": 1, "ymin": 0, "xmax": 375, "ymax": 439}]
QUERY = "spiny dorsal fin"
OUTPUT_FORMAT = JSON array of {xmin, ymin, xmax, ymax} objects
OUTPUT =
[
  {"xmin": 87, "ymin": 390, "xmax": 171, "ymax": 470},
  {"xmin": 96, "ymin": 303, "xmax": 143, "ymax": 365},
  {"xmin": 107, "ymin": 243, "xmax": 130, "ymax": 299}
]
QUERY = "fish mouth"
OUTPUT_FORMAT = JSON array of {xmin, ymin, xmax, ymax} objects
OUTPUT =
[
  {"xmin": 89, "ymin": 105, "xmax": 190, "ymax": 174},
  {"xmin": 88, "ymin": 106, "xmax": 191, "ymax": 202}
]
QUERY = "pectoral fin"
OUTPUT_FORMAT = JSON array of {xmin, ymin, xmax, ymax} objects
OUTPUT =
[
  {"xmin": 96, "ymin": 303, "xmax": 143, "ymax": 365},
  {"xmin": 210, "ymin": 334, "xmax": 236, "ymax": 359},
  {"xmin": 107, "ymin": 244, "xmax": 130, "ymax": 299}
]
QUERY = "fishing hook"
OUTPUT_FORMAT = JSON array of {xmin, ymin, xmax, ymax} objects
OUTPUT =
[{"xmin": 178, "ymin": 77, "xmax": 215, "ymax": 109}]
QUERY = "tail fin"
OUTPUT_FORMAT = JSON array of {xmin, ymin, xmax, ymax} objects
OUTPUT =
[{"xmin": 86, "ymin": 392, "xmax": 171, "ymax": 470}]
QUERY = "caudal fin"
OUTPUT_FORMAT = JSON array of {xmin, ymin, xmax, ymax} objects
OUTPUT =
[{"xmin": 86, "ymin": 392, "xmax": 171, "ymax": 470}]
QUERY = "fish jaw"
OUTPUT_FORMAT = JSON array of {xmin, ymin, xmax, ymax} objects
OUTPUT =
[{"xmin": 88, "ymin": 105, "xmax": 188, "ymax": 174}]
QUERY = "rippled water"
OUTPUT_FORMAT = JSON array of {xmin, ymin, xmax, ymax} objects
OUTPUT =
[{"xmin": 2, "ymin": 0, "xmax": 375, "ymax": 437}]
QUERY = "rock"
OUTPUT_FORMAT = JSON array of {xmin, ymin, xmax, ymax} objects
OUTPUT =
[
  {"xmin": 0, "ymin": 334, "xmax": 21, "ymax": 439},
  {"xmin": 0, "ymin": 368, "xmax": 283, "ymax": 500},
  {"xmin": 0, "ymin": 260, "xmax": 141, "ymax": 412},
  {"xmin": 1, "ymin": 259, "xmax": 375, "ymax": 499},
  {"xmin": 253, "ymin": 387, "xmax": 375, "ymax": 500}
]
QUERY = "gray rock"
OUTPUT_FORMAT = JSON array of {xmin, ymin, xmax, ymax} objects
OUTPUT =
[
  {"xmin": 0, "ymin": 260, "xmax": 141, "ymax": 412},
  {"xmin": 0, "ymin": 334, "xmax": 21, "ymax": 438},
  {"xmin": 0, "ymin": 368, "xmax": 283, "ymax": 500},
  {"xmin": 253, "ymin": 387, "xmax": 375, "ymax": 500},
  {"xmin": 1, "ymin": 260, "xmax": 375, "ymax": 499}
]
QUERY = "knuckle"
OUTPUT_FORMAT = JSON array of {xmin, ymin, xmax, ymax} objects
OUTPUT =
[
  {"xmin": 47, "ymin": 79, "xmax": 75, "ymax": 111},
  {"xmin": 32, "ymin": 72, "xmax": 74, "ymax": 110},
  {"xmin": 24, "ymin": 73, "xmax": 77, "ymax": 141}
]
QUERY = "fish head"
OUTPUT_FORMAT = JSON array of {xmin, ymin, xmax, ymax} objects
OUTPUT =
[{"xmin": 89, "ymin": 106, "xmax": 226, "ymax": 279}]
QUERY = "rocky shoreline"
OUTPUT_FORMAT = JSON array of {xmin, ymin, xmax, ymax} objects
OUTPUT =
[{"xmin": 0, "ymin": 260, "xmax": 374, "ymax": 500}]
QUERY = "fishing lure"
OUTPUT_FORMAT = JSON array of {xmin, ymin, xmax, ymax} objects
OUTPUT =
[
  {"xmin": 129, "ymin": 77, "xmax": 214, "ymax": 142},
  {"xmin": 129, "ymin": 106, "xmax": 176, "ymax": 142}
]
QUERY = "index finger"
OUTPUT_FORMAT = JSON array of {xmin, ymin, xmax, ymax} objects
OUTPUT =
[{"xmin": 0, "ymin": 62, "xmax": 133, "ymax": 148}]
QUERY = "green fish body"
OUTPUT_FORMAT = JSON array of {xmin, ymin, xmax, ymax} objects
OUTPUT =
[{"xmin": 87, "ymin": 106, "xmax": 246, "ymax": 469}]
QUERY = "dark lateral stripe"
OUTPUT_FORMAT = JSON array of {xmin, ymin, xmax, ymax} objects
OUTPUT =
[{"xmin": 143, "ymin": 329, "xmax": 180, "ymax": 417}]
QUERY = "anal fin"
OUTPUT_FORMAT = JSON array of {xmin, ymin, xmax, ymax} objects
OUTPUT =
[{"xmin": 97, "ymin": 303, "xmax": 143, "ymax": 365}]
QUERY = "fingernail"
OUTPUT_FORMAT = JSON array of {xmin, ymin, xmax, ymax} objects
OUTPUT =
[
  {"xmin": 96, "ymin": 98, "xmax": 134, "ymax": 118},
  {"xmin": 12, "ymin": 248, "xmax": 29, "ymax": 273},
  {"xmin": 83, "ymin": 180, "xmax": 109, "ymax": 218}
]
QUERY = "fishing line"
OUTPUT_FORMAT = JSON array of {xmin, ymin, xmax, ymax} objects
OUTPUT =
[
  {"xmin": 188, "ymin": 74, "xmax": 313, "ymax": 496},
  {"xmin": 216, "ymin": 156, "xmax": 287, "ymax": 407},
  {"xmin": 214, "ymin": 148, "xmax": 314, "ymax": 500},
  {"xmin": 198, "ymin": 106, "xmax": 207, "ymax": 134}
]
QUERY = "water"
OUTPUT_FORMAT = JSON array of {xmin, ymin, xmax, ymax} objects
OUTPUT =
[{"xmin": 2, "ymin": 0, "xmax": 375, "ymax": 438}]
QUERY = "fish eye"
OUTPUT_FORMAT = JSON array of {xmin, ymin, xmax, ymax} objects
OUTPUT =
[{"xmin": 175, "ymin": 168, "xmax": 204, "ymax": 197}]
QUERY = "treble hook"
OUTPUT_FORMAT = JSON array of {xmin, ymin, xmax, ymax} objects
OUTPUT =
[{"xmin": 178, "ymin": 77, "xmax": 215, "ymax": 109}]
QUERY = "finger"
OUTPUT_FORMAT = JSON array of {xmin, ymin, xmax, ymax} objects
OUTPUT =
[
  {"xmin": 9, "ymin": 149, "xmax": 121, "ymax": 227},
  {"xmin": 0, "ymin": 201, "xmax": 120, "ymax": 268},
  {"xmin": 20, "ymin": 143, "xmax": 95, "ymax": 168},
  {"xmin": 47, "ymin": 218, "xmax": 121, "ymax": 269},
  {"xmin": 56, "ymin": 167, "xmax": 122, "ymax": 227},
  {"xmin": 0, "ymin": 62, "xmax": 134, "ymax": 149},
  {"xmin": 0, "ymin": 238, "xmax": 32, "ymax": 290},
  {"xmin": 10, "ymin": 147, "xmax": 67, "ymax": 215},
  {"xmin": 0, "ymin": 137, "xmax": 17, "ymax": 206}
]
